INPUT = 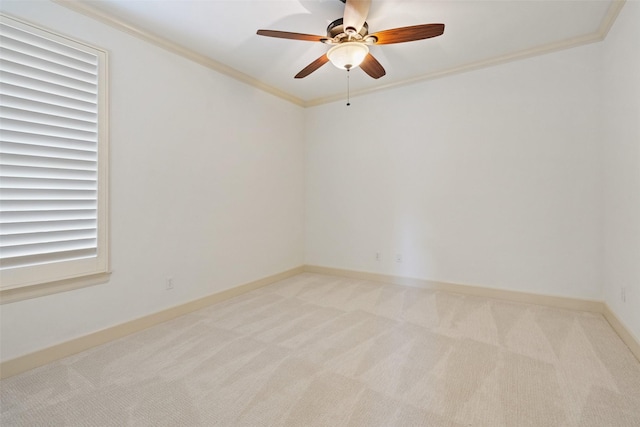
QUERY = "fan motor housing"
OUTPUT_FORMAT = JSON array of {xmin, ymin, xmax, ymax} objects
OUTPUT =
[{"xmin": 326, "ymin": 18, "xmax": 369, "ymax": 39}]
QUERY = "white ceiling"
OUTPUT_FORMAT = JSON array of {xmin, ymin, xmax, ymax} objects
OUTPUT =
[{"xmin": 57, "ymin": 0, "xmax": 621, "ymax": 106}]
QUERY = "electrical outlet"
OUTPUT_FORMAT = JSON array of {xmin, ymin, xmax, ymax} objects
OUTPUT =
[
  {"xmin": 395, "ymin": 253, "xmax": 402, "ymax": 263},
  {"xmin": 621, "ymin": 286, "xmax": 626, "ymax": 302},
  {"xmin": 166, "ymin": 277, "xmax": 174, "ymax": 290},
  {"xmin": 375, "ymin": 252, "xmax": 381, "ymax": 262}
]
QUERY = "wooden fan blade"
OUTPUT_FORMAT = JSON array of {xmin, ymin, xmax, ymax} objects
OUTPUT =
[
  {"xmin": 256, "ymin": 30, "xmax": 325, "ymax": 42},
  {"xmin": 343, "ymin": 0, "xmax": 371, "ymax": 33},
  {"xmin": 295, "ymin": 54, "xmax": 330, "ymax": 79},
  {"xmin": 369, "ymin": 23, "xmax": 445, "ymax": 45},
  {"xmin": 360, "ymin": 53, "xmax": 385, "ymax": 79}
]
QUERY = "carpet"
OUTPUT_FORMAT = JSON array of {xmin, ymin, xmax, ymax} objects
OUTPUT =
[{"xmin": 2, "ymin": 273, "xmax": 640, "ymax": 426}]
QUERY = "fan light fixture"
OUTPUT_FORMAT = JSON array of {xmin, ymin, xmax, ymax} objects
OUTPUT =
[
  {"xmin": 257, "ymin": 0, "xmax": 446, "ymax": 80},
  {"xmin": 327, "ymin": 42, "xmax": 369, "ymax": 70}
]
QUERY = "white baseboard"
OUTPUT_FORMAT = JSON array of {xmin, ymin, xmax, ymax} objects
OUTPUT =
[
  {"xmin": 0, "ymin": 266, "xmax": 304, "ymax": 379},
  {"xmin": 303, "ymin": 265, "xmax": 639, "ymax": 363},
  {"xmin": 3, "ymin": 265, "xmax": 638, "ymax": 378},
  {"xmin": 602, "ymin": 303, "xmax": 640, "ymax": 363},
  {"xmin": 303, "ymin": 265, "xmax": 604, "ymax": 312}
]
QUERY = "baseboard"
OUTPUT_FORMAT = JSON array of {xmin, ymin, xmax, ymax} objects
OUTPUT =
[
  {"xmin": 602, "ymin": 304, "xmax": 640, "ymax": 363},
  {"xmin": 304, "ymin": 265, "xmax": 640, "ymax": 362},
  {"xmin": 3, "ymin": 265, "xmax": 638, "ymax": 378},
  {"xmin": 303, "ymin": 265, "xmax": 604, "ymax": 313},
  {"xmin": 0, "ymin": 266, "xmax": 304, "ymax": 379}
]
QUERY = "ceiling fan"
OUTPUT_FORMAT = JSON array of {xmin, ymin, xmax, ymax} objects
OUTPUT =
[{"xmin": 256, "ymin": 0, "xmax": 445, "ymax": 79}]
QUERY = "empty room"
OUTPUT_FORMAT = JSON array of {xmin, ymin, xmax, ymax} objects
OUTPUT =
[{"xmin": 0, "ymin": 0, "xmax": 639, "ymax": 425}]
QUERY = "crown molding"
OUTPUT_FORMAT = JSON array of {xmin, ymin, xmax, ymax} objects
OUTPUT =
[
  {"xmin": 53, "ymin": 0, "xmax": 625, "ymax": 108},
  {"xmin": 599, "ymin": 0, "xmax": 626, "ymax": 38},
  {"xmin": 307, "ymin": 0, "xmax": 627, "ymax": 107},
  {"xmin": 51, "ymin": 0, "xmax": 306, "ymax": 107}
]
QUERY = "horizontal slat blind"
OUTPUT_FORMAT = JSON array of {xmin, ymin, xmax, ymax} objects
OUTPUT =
[{"xmin": 0, "ymin": 17, "xmax": 101, "ymax": 272}]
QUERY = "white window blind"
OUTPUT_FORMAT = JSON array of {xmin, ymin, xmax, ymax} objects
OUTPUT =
[{"xmin": 0, "ymin": 15, "xmax": 108, "ymax": 294}]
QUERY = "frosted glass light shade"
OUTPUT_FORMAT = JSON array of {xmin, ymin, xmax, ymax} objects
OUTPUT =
[{"xmin": 327, "ymin": 42, "xmax": 369, "ymax": 70}]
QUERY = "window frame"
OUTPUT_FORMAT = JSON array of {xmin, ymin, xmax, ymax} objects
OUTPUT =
[{"xmin": 0, "ymin": 14, "xmax": 110, "ymax": 304}]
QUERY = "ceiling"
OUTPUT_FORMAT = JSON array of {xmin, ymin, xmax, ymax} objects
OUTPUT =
[{"xmin": 56, "ymin": 0, "xmax": 622, "ymax": 106}]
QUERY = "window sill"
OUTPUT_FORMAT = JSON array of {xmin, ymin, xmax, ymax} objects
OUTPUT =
[{"xmin": 0, "ymin": 272, "xmax": 112, "ymax": 304}]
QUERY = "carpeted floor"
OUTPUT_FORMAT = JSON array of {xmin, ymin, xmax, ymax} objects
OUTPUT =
[{"xmin": 2, "ymin": 272, "xmax": 640, "ymax": 426}]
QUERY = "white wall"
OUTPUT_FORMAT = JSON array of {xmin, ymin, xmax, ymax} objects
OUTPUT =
[
  {"xmin": 2, "ymin": 1, "xmax": 637, "ymax": 364},
  {"xmin": 0, "ymin": 1, "xmax": 305, "ymax": 362},
  {"xmin": 305, "ymin": 43, "xmax": 603, "ymax": 300},
  {"xmin": 602, "ymin": 1, "xmax": 640, "ymax": 341}
]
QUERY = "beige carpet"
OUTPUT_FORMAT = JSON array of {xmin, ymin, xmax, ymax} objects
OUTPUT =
[{"xmin": 2, "ymin": 272, "xmax": 640, "ymax": 426}]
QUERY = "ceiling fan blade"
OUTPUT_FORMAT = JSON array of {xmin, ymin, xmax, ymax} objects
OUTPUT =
[
  {"xmin": 360, "ymin": 53, "xmax": 385, "ymax": 79},
  {"xmin": 257, "ymin": 30, "xmax": 325, "ymax": 42},
  {"xmin": 369, "ymin": 23, "xmax": 445, "ymax": 45},
  {"xmin": 343, "ymin": 0, "xmax": 371, "ymax": 33},
  {"xmin": 295, "ymin": 54, "xmax": 330, "ymax": 79}
]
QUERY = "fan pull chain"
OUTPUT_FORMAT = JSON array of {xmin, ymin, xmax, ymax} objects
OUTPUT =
[{"xmin": 346, "ymin": 69, "xmax": 351, "ymax": 106}]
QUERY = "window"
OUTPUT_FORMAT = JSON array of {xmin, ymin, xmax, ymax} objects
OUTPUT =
[{"xmin": 0, "ymin": 15, "xmax": 109, "ymax": 303}]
